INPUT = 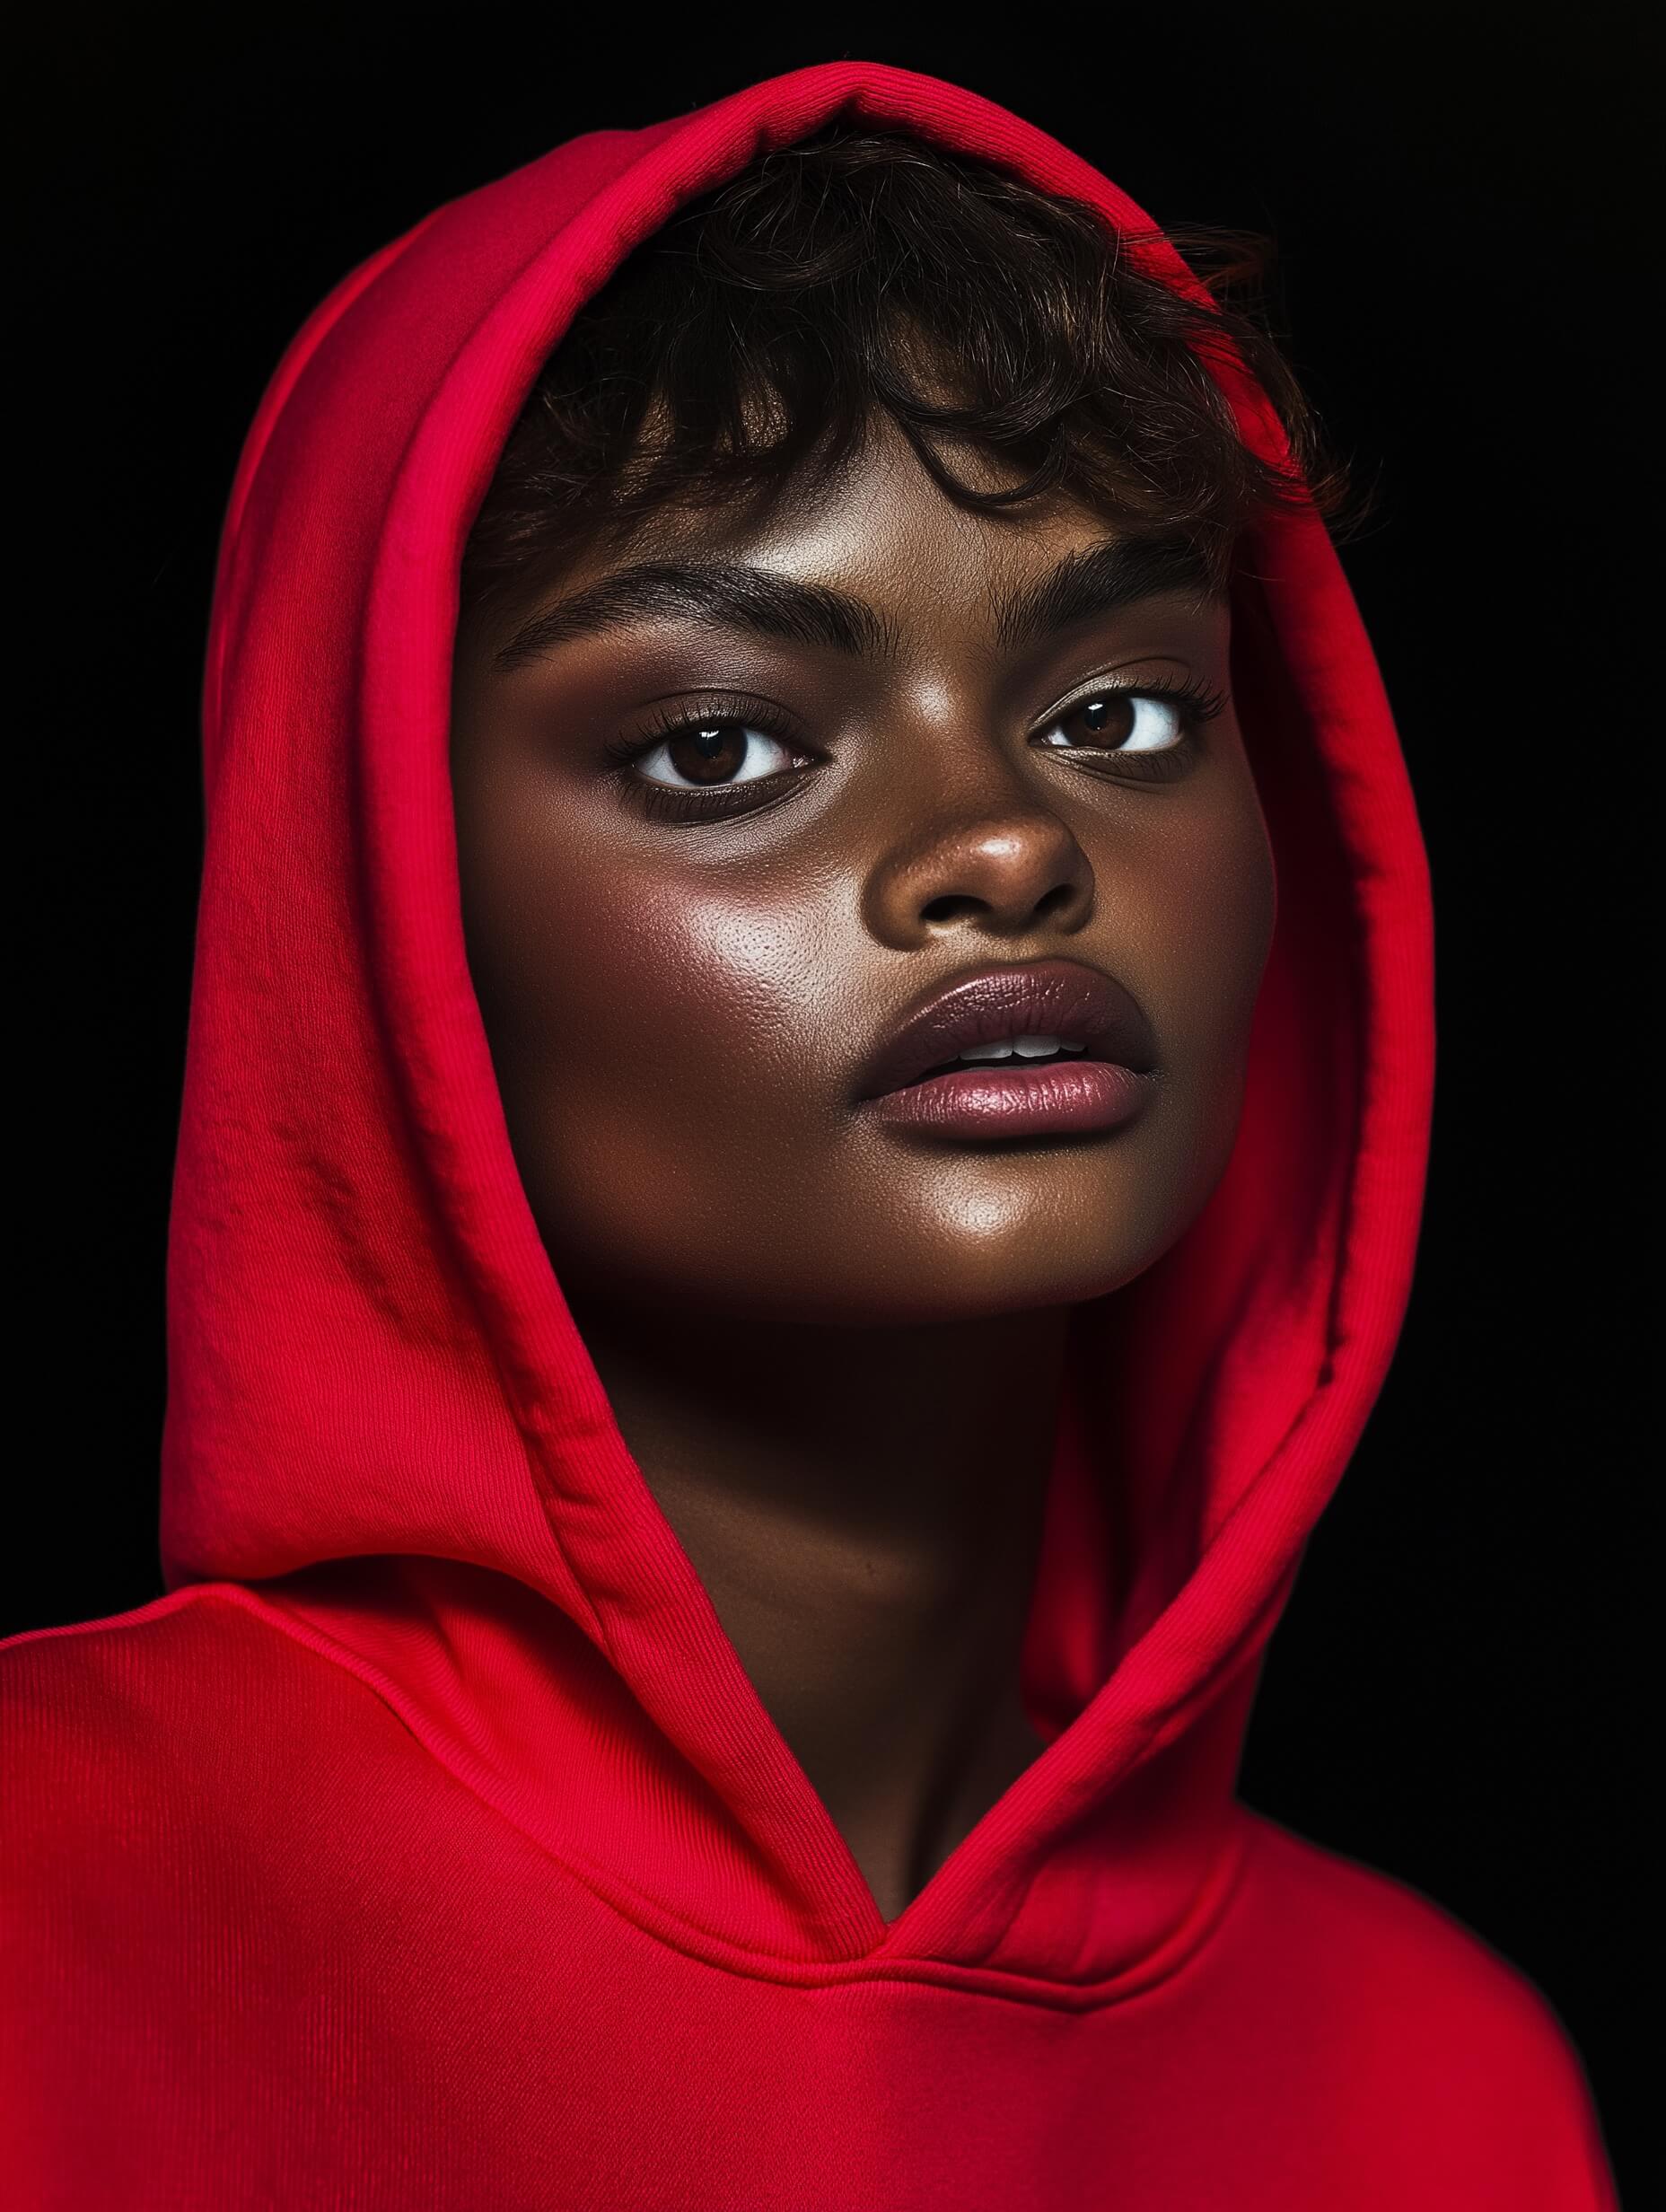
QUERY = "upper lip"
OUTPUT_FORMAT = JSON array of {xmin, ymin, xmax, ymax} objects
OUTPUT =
[{"xmin": 854, "ymin": 957, "xmax": 1157, "ymax": 1101}]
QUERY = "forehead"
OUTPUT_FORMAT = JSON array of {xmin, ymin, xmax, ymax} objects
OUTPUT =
[
  {"xmin": 458, "ymin": 409, "xmax": 1227, "ymax": 689},
  {"xmin": 562, "ymin": 416, "xmax": 1153, "ymax": 612},
  {"xmin": 730, "ymin": 426, "xmax": 1115, "ymax": 605}
]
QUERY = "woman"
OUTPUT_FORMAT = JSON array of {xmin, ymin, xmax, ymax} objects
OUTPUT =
[{"xmin": 2, "ymin": 58, "xmax": 1615, "ymax": 2209}]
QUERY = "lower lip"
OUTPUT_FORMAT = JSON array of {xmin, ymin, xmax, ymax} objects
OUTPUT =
[{"xmin": 858, "ymin": 1059, "xmax": 1152, "ymax": 1140}]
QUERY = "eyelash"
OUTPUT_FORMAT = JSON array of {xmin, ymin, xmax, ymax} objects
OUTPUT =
[
  {"xmin": 601, "ymin": 675, "xmax": 1230, "ymax": 823},
  {"xmin": 600, "ymin": 694, "xmax": 811, "ymax": 822}
]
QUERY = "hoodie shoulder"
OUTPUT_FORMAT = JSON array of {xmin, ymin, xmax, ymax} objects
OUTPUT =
[
  {"xmin": 0, "ymin": 1586, "xmax": 400, "ymax": 1861},
  {"xmin": 1226, "ymin": 1808, "xmax": 1617, "ymax": 2206},
  {"xmin": 1239, "ymin": 1808, "xmax": 1590, "ymax": 2038},
  {"xmin": 2, "ymin": 1584, "xmax": 320, "ymax": 1734}
]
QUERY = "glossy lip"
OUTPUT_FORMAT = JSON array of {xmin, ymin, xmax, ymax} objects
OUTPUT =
[
  {"xmin": 859, "ymin": 1057, "xmax": 1153, "ymax": 1142},
  {"xmin": 852, "ymin": 956, "xmax": 1157, "ymax": 1103}
]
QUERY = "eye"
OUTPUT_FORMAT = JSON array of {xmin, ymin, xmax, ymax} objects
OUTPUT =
[
  {"xmin": 1035, "ymin": 691, "xmax": 1188, "ymax": 755},
  {"xmin": 636, "ymin": 719, "xmax": 800, "ymax": 788}
]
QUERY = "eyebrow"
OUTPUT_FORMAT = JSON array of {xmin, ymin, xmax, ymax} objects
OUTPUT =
[{"xmin": 490, "ymin": 530, "xmax": 1222, "ymax": 673}]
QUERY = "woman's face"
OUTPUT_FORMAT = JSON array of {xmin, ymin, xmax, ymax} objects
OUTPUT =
[{"xmin": 450, "ymin": 415, "xmax": 1276, "ymax": 1328}]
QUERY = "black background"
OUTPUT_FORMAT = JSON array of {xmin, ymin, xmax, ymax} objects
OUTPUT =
[{"xmin": 15, "ymin": 7, "xmax": 1643, "ymax": 2192}]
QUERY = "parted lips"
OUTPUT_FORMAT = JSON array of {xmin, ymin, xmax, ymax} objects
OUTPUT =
[{"xmin": 854, "ymin": 957, "xmax": 1157, "ymax": 1101}]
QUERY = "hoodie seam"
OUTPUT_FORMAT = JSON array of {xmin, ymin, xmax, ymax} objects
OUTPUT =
[{"xmin": 43, "ymin": 1585, "xmax": 1257, "ymax": 2014}]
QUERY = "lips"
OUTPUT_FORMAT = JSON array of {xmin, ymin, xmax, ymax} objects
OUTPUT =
[{"xmin": 853, "ymin": 957, "xmax": 1156, "ymax": 1102}]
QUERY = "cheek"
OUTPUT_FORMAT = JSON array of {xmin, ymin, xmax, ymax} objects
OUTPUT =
[
  {"xmin": 457, "ymin": 794, "xmax": 849, "ymax": 1292},
  {"xmin": 1120, "ymin": 762, "xmax": 1276, "ymax": 1189}
]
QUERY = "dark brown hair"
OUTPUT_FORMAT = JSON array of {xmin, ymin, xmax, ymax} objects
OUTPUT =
[{"xmin": 459, "ymin": 123, "xmax": 1369, "ymax": 616}]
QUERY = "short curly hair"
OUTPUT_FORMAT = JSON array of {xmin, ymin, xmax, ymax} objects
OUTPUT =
[{"xmin": 459, "ymin": 121, "xmax": 1368, "ymax": 617}]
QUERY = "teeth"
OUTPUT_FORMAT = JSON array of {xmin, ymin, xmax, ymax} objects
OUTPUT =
[{"xmin": 955, "ymin": 1034, "xmax": 1084, "ymax": 1063}]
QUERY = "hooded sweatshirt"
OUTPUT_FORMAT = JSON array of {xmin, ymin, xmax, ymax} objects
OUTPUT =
[{"xmin": 2, "ymin": 58, "xmax": 1617, "ymax": 2212}]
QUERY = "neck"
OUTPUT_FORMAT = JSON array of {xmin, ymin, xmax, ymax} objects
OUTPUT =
[{"xmin": 564, "ymin": 1295, "xmax": 1069, "ymax": 1922}]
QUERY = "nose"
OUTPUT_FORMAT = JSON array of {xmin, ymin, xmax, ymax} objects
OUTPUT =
[{"xmin": 864, "ymin": 796, "xmax": 1095, "ymax": 951}]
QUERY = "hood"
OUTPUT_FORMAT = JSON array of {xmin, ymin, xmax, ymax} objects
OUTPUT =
[{"xmin": 161, "ymin": 59, "xmax": 1434, "ymax": 1994}]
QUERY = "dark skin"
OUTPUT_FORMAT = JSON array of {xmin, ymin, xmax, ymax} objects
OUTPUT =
[{"xmin": 450, "ymin": 412, "xmax": 1276, "ymax": 1923}]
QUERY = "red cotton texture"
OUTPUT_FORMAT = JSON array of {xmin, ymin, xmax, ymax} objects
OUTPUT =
[{"xmin": 2, "ymin": 59, "xmax": 1617, "ymax": 2211}]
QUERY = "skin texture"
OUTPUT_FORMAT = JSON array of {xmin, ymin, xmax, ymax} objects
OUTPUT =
[{"xmin": 450, "ymin": 413, "xmax": 1276, "ymax": 1922}]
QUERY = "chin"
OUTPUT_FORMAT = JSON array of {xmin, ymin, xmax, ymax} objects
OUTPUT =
[{"xmin": 802, "ymin": 1238, "xmax": 1159, "ymax": 1330}]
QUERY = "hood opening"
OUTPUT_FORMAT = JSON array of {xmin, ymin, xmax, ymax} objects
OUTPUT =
[{"xmin": 162, "ymin": 61, "xmax": 1432, "ymax": 1987}]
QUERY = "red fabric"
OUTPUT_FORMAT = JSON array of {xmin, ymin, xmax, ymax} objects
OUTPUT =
[{"xmin": 2, "ymin": 59, "xmax": 1615, "ymax": 2208}]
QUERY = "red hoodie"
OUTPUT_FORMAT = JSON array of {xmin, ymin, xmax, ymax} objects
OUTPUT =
[{"xmin": 2, "ymin": 59, "xmax": 1616, "ymax": 2211}]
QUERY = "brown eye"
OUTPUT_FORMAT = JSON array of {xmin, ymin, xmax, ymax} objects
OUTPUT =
[
  {"xmin": 639, "ymin": 721, "xmax": 799, "ymax": 788},
  {"xmin": 1037, "ymin": 693, "xmax": 1187, "ymax": 754}
]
